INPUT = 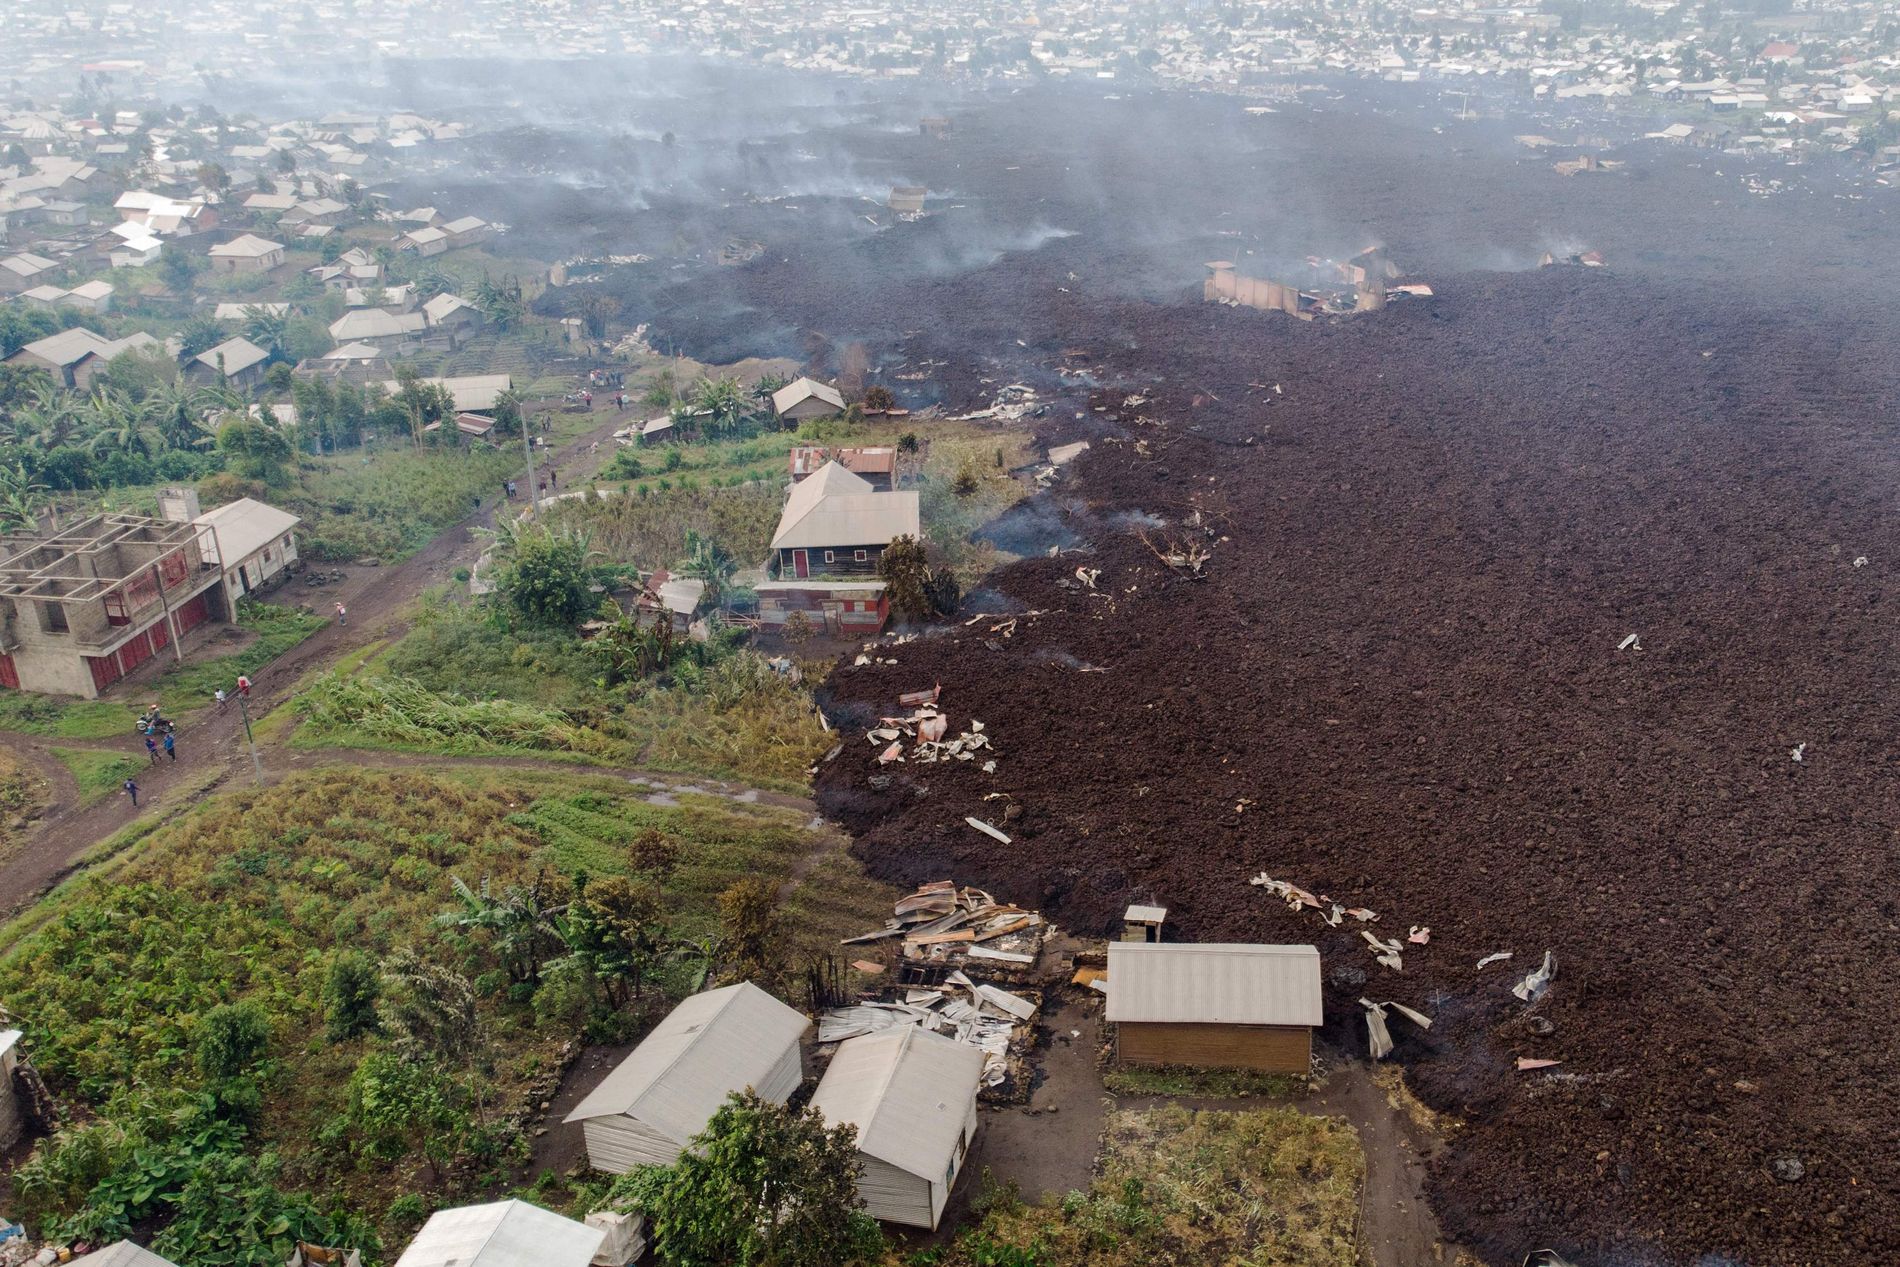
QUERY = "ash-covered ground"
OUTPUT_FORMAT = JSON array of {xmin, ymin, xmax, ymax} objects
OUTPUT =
[{"xmin": 276, "ymin": 58, "xmax": 1898, "ymax": 1267}]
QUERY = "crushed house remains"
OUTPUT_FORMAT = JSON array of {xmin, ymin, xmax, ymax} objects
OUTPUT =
[{"xmin": 1203, "ymin": 247, "xmax": 1417, "ymax": 319}]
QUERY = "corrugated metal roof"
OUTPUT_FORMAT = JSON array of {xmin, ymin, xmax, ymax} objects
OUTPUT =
[
  {"xmin": 394, "ymin": 1201, "xmax": 602, "ymax": 1267},
  {"xmin": 1106, "ymin": 943, "xmax": 1322, "ymax": 1027},
  {"xmin": 809, "ymin": 1026, "xmax": 983, "ymax": 1179},
  {"xmin": 15, "ymin": 326, "xmax": 115, "ymax": 366},
  {"xmin": 208, "ymin": 233, "xmax": 284, "ymax": 257},
  {"xmin": 194, "ymin": 336, "xmax": 270, "ymax": 376},
  {"xmin": 67, "ymin": 1243, "xmax": 181, "ymax": 1267},
  {"xmin": 196, "ymin": 497, "xmax": 301, "ymax": 565},
  {"xmin": 563, "ymin": 982, "xmax": 808, "ymax": 1143},
  {"xmin": 771, "ymin": 376, "xmax": 845, "ymax": 415},
  {"xmin": 771, "ymin": 461, "xmax": 918, "ymax": 550}
]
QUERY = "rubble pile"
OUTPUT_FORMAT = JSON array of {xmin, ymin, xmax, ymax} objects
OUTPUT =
[
  {"xmin": 818, "ymin": 970, "xmax": 1038, "ymax": 1095},
  {"xmin": 855, "ymin": 685, "xmax": 998, "ymax": 773},
  {"xmin": 843, "ymin": 880, "xmax": 1047, "ymax": 970}
]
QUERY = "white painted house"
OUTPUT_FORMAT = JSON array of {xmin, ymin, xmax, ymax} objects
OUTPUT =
[
  {"xmin": 564, "ymin": 982, "xmax": 808, "ymax": 1172},
  {"xmin": 394, "ymin": 1201, "xmax": 602, "ymax": 1267},
  {"xmin": 808, "ymin": 1026, "xmax": 984, "ymax": 1229},
  {"xmin": 195, "ymin": 497, "xmax": 302, "ymax": 602}
]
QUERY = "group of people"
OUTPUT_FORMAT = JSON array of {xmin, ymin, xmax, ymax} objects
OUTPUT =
[{"xmin": 123, "ymin": 675, "xmax": 253, "ymax": 808}]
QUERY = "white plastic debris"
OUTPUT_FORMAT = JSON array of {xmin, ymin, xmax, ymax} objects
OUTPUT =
[
  {"xmin": 1853, "ymin": 556, "xmax": 1868, "ymax": 568},
  {"xmin": 1512, "ymin": 950, "xmax": 1556, "ymax": 1003},
  {"xmin": 1359, "ymin": 997, "xmax": 1434, "ymax": 1060},
  {"xmin": 1476, "ymin": 951, "xmax": 1515, "ymax": 969},
  {"xmin": 964, "ymin": 816, "xmax": 1012, "ymax": 844},
  {"xmin": 1618, "ymin": 633, "xmax": 1641, "ymax": 652},
  {"xmin": 1790, "ymin": 743, "xmax": 1806, "ymax": 763}
]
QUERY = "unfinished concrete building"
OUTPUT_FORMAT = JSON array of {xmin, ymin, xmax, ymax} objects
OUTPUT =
[{"xmin": 0, "ymin": 514, "xmax": 227, "ymax": 696}]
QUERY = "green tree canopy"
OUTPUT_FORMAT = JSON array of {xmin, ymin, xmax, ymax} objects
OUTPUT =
[
  {"xmin": 623, "ymin": 1091, "xmax": 882, "ymax": 1267},
  {"xmin": 496, "ymin": 525, "xmax": 596, "ymax": 627}
]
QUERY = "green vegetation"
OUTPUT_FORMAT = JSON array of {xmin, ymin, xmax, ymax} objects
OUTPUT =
[
  {"xmin": 0, "ymin": 766, "xmax": 893, "ymax": 1254},
  {"xmin": 294, "ymin": 586, "xmax": 828, "ymax": 791},
  {"xmin": 545, "ymin": 484, "xmax": 782, "ymax": 573},
  {"xmin": 924, "ymin": 1106, "xmax": 1363, "ymax": 1267},
  {"xmin": 614, "ymin": 1092, "xmax": 882, "ymax": 1267},
  {"xmin": 0, "ymin": 693, "xmax": 135, "ymax": 742},
  {"xmin": 50, "ymin": 748, "xmax": 145, "ymax": 807},
  {"xmin": 1101, "ymin": 1066, "xmax": 1307, "ymax": 1099},
  {"xmin": 269, "ymin": 446, "xmax": 519, "ymax": 562}
]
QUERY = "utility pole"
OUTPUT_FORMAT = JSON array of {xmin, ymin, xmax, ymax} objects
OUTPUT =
[
  {"xmin": 520, "ymin": 406, "xmax": 539, "ymax": 518},
  {"xmin": 236, "ymin": 689, "xmax": 263, "ymax": 785}
]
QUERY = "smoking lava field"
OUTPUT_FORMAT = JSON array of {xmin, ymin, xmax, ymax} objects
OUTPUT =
[
  {"xmin": 409, "ymin": 63, "xmax": 1898, "ymax": 1266},
  {"xmin": 815, "ymin": 266, "xmax": 1899, "ymax": 1267}
]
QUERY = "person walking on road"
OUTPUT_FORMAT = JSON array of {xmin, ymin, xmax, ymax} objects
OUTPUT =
[
  {"xmin": 334, "ymin": 601, "xmax": 347, "ymax": 626},
  {"xmin": 163, "ymin": 731, "xmax": 176, "ymax": 762},
  {"xmin": 215, "ymin": 688, "xmax": 227, "ymax": 712},
  {"xmin": 123, "ymin": 778, "xmax": 140, "ymax": 807},
  {"xmin": 144, "ymin": 735, "xmax": 159, "ymax": 765}
]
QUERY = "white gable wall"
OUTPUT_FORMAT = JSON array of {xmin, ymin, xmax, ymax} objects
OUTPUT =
[{"xmin": 581, "ymin": 1040, "xmax": 802, "ymax": 1174}]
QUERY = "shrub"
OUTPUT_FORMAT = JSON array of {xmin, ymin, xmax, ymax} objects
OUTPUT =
[
  {"xmin": 496, "ymin": 527, "xmax": 595, "ymax": 628},
  {"xmin": 323, "ymin": 950, "xmax": 382, "ymax": 1041}
]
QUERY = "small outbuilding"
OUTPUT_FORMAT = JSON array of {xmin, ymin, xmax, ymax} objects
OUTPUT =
[
  {"xmin": 394, "ymin": 1201, "xmax": 602, "ymax": 1267},
  {"xmin": 564, "ymin": 982, "xmax": 808, "ymax": 1172},
  {"xmin": 809, "ymin": 1026, "xmax": 984, "ymax": 1230},
  {"xmin": 1106, "ymin": 942, "xmax": 1322, "ymax": 1074}
]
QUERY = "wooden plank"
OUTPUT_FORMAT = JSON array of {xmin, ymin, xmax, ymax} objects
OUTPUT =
[{"xmin": 905, "ymin": 929, "xmax": 977, "ymax": 947}]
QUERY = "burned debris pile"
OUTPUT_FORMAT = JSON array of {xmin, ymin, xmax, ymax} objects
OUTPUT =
[
  {"xmin": 1203, "ymin": 248, "xmax": 1431, "ymax": 320},
  {"xmin": 842, "ymin": 880, "xmax": 1048, "ymax": 972},
  {"xmin": 827, "ymin": 880, "xmax": 1053, "ymax": 1100}
]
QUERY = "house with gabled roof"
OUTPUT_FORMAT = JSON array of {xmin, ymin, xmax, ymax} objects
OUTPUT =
[
  {"xmin": 563, "ymin": 982, "xmax": 807, "ymax": 1172},
  {"xmin": 187, "ymin": 336, "xmax": 271, "ymax": 391},
  {"xmin": 809, "ymin": 1026, "xmax": 984, "ymax": 1229},
  {"xmin": 207, "ymin": 234, "xmax": 285, "ymax": 274},
  {"xmin": 756, "ymin": 461, "xmax": 918, "ymax": 634},
  {"xmin": 771, "ymin": 375, "xmax": 846, "ymax": 422}
]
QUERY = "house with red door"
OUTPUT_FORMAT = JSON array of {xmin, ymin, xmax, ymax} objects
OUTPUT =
[
  {"xmin": 0, "ymin": 490, "xmax": 302, "ymax": 697},
  {"xmin": 757, "ymin": 461, "xmax": 918, "ymax": 636},
  {"xmin": 0, "ymin": 513, "xmax": 229, "ymax": 697}
]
